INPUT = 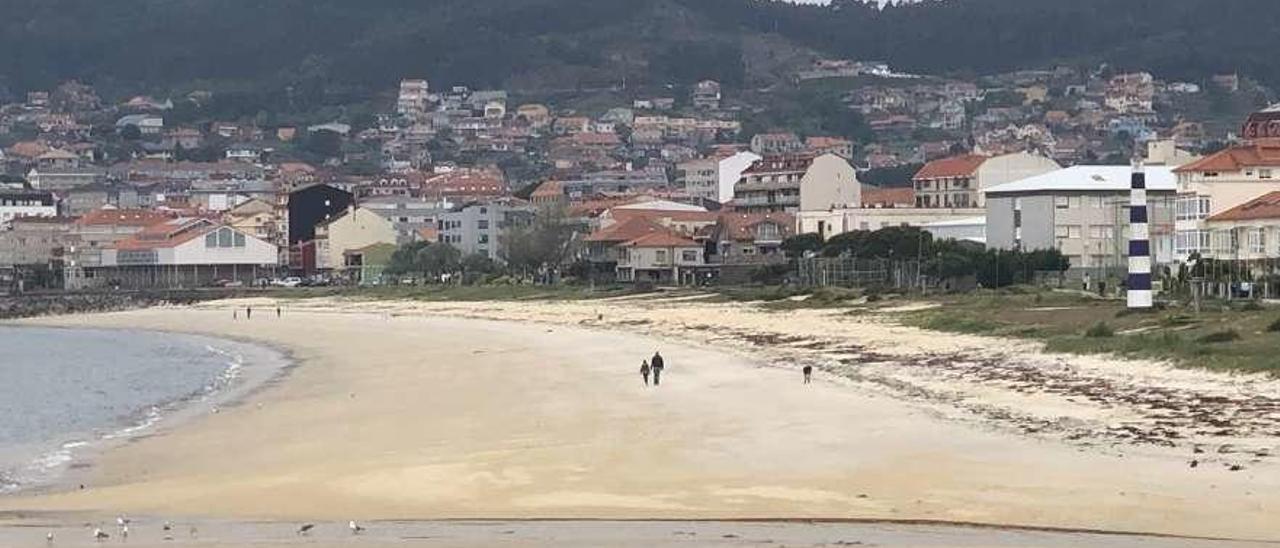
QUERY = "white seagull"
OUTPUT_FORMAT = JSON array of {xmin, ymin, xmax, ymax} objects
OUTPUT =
[
  {"xmin": 92, "ymin": 528, "xmax": 109, "ymax": 541},
  {"xmin": 349, "ymin": 520, "xmax": 365, "ymax": 534}
]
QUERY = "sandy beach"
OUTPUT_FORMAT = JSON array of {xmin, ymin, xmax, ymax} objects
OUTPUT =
[{"xmin": 1, "ymin": 294, "xmax": 1279, "ymax": 546}]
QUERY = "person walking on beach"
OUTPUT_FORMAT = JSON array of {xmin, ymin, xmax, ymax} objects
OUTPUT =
[
  {"xmin": 276, "ymin": 305, "xmax": 282, "ymax": 318},
  {"xmin": 640, "ymin": 360, "xmax": 651, "ymax": 386},
  {"xmin": 246, "ymin": 306, "xmax": 252, "ymax": 319},
  {"xmin": 803, "ymin": 365, "xmax": 813, "ymax": 384},
  {"xmin": 650, "ymin": 351, "xmax": 665, "ymax": 386}
]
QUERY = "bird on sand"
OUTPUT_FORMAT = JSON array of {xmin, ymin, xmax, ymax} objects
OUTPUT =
[
  {"xmin": 297, "ymin": 523, "xmax": 315, "ymax": 535},
  {"xmin": 349, "ymin": 520, "xmax": 365, "ymax": 534},
  {"xmin": 121, "ymin": 525, "xmax": 128, "ymax": 540},
  {"xmin": 93, "ymin": 528, "xmax": 109, "ymax": 541},
  {"xmin": 45, "ymin": 531, "xmax": 53, "ymax": 544}
]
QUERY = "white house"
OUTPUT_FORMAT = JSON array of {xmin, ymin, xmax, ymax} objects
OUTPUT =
[
  {"xmin": 615, "ymin": 231, "xmax": 706, "ymax": 285},
  {"xmin": 95, "ymin": 218, "xmax": 278, "ymax": 288},
  {"xmin": 0, "ymin": 190, "xmax": 58, "ymax": 227}
]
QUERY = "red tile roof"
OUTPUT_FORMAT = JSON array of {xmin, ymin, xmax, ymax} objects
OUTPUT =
[
  {"xmin": 1206, "ymin": 191, "xmax": 1280, "ymax": 222},
  {"xmin": 529, "ymin": 180, "xmax": 564, "ymax": 199},
  {"xmin": 861, "ymin": 186, "xmax": 915, "ymax": 207},
  {"xmin": 607, "ymin": 208, "xmax": 718, "ymax": 226},
  {"xmin": 742, "ymin": 155, "xmax": 815, "ymax": 175},
  {"xmin": 584, "ymin": 216, "xmax": 670, "ymax": 243},
  {"xmin": 1174, "ymin": 142, "xmax": 1280, "ymax": 173},
  {"xmin": 112, "ymin": 218, "xmax": 218, "ymax": 250},
  {"xmin": 76, "ymin": 208, "xmax": 173, "ymax": 227},
  {"xmin": 715, "ymin": 212, "xmax": 795, "ymax": 241},
  {"xmin": 622, "ymin": 231, "xmax": 699, "ymax": 248},
  {"xmin": 913, "ymin": 154, "xmax": 988, "ymax": 180}
]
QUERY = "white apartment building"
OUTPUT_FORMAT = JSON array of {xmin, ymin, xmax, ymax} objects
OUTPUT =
[
  {"xmin": 912, "ymin": 152, "xmax": 1060, "ymax": 208},
  {"xmin": 397, "ymin": 79, "xmax": 431, "ymax": 118},
  {"xmin": 1171, "ymin": 141, "xmax": 1280, "ymax": 261},
  {"xmin": 676, "ymin": 151, "xmax": 760, "ymax": 203},
  {"xmin": 733, "ymin": 153, "xmax": 860, "ymax": 214},
  {"xmin": 985, "ymin": 166, "xmax": 1176, "ymax": 275},
  {"xmin": 1203, "ymin": 191, "xmax": 1280, "ymax": 262}
]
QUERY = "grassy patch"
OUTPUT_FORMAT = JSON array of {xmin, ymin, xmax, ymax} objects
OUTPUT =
[
  {"xmin": 1197, "ymin": 329, "xmax": 1241, "ymax": 344},
  {"xmin": 895, "ymin": 288, "xmax": 1280, "ymax": 375},
  {"xmin": 1084, "ymin": 321, "xmax": 1114, "ymax": 338}
]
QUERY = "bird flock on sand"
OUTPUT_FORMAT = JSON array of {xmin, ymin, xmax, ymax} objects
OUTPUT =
[{"xmin": 43, "ymin": 515, "xmax": 368, "ymax": 543}]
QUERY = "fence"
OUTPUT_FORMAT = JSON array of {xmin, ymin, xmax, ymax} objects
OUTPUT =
[{"xmin": 796, "ymin": 257, "xmax": 929, "ymax": 290}]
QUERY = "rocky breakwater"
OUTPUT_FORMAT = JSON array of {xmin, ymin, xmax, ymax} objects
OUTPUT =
[{"xmin": 0, "ymin": 290, "xmax": 226, "ymax": 320}]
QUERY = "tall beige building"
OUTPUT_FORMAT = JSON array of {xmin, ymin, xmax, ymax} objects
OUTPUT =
[
  {"xmin": 732, "ymin": 153, "xmax": 860, "ymax": 214},
  {"xmin": 913, "ymin": 152, "xmax": 1060, "ymax": 208}
]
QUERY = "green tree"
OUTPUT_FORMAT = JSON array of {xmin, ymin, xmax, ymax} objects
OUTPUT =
[
  {"xmin": 415, "ymin": 242, "xmax": 462, "ymax": 280},
  {"xmin": 499, "ymin": 206, "xmax": 576, "ymax": 279},
  {"xmin": 119, "ymin": 124, "xmax": 142, "ymax": 141},
  {"xmin": 781, "ymin": 233, "xmax": 824, "ymax": 258},
  {"xmin": 302, "ymin": 129, "xmax": 343, "ymax": 158}
]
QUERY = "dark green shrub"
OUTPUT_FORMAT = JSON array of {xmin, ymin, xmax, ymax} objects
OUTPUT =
[
  {"xmin": 1198, "ymin": 329, "xmax": 1241, "ymax": 343},
  {"xmin": 1085, "ymin": 322, "xmax": 1114, "ymax": 338}
]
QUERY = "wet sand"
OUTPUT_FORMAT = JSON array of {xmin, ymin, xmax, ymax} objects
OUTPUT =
[
  {"xmin": 1, "ymin": 298, "xmax": 1278, "ymax": 545},
  {"xmin": 1, "ymin": 518, "xmax": 1274, "ymax": 548}
]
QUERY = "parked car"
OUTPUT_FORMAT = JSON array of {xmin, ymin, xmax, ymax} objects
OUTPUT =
[{"xmin": 272, "ymin": 277, "xmax": 303, "ymax": 287}]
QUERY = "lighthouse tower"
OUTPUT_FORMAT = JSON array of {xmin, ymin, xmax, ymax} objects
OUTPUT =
[{"xmin": 1127, "ymin": 160, "xmax": 1153, "ymax": 309}]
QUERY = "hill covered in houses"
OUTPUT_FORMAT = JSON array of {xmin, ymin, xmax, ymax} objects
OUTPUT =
[{"xmin": 2, "ymin": 0, "xmax": 1280, "ymax": 100}]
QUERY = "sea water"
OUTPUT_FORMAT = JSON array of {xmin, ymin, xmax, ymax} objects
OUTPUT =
[{"xmin": 0, "ymin": 326, "xmax": 262, "ymax": 492}]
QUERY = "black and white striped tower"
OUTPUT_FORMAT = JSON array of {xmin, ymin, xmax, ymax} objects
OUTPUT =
[{"xmin": 1127, "ymin": 160, "xmax": 1153, "ymax": 309}]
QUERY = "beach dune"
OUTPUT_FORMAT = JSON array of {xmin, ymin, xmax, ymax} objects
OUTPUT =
[{"xmin": 1, "ymin": 305, "xmax": 1278, "ymax": 542}]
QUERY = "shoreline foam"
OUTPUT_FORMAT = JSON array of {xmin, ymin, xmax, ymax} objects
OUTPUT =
[{"xmin": 0, "ymin": 325, "xmax": 291, "ymax": 496}]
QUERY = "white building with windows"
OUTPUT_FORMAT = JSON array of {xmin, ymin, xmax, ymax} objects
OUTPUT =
[
  {"xmin": 1172, "ymin": 141, "xmax": 1280, "ymax": 261},
  {"xmin": 985, "ymin": 166, "xmax": 1176, "ymax": 276},
  {"xmin": 0, "ymin": 190, "xmax": 58, "ymax": 227},
  {"xmin": 1204, "ymin": 191, "xmax": 1280, "ymax": 261},
  {"xmin": 90, "ymin": 218, "xmax": 278, "ymax": 288},
  {"xmin": 676, "ymin": 151, "xmax": 760, "ymax": 203}
]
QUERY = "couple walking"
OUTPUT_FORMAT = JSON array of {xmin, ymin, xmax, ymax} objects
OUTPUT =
[{"xmin": 639, "ymin": 351, "xmax": 665, "ymax": 386}]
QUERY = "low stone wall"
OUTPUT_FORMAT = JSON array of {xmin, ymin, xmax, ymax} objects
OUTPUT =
[{"xmin": 0, "ymin": 290, "xmax": 229, "ymax": 320}]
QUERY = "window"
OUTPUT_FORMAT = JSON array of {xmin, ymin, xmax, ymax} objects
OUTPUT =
[
  {"xmin": 1175, "ymin": 230, "xmax": 1211, "ymax": 254},
  {"xmin": 681, "ymin": 250, "xmax": 698, "ymax": 262},
  {"xmin": 1215, "ymin": 230, "xmax": 1239, "ymax": 253},
  {"xmin": 1176, "ymin": 195, "xmax": 1211, "ymax": 221},
  {"xmin": 1089, "ymin": 225, "xmax": 1115, "ymax": 240},
  {"xmin": 1262, "ymin": 169, "xmax": 1274, "ymax": 180},
  {"xmin": 218, "ymin": 229, "xmax": 232, "ymax": 247},
  {"xmin": 1055, "ymin": 196, "xmax": 1069, "ymax": 209},
  {"xmin": 205, "ymin": 233, "xmax": 217, "ymax": 247},
  {"xmin": 1249, "ymin": 228, "xmax": 1266, "ymax": 253},
  {"xmin": 1056, "ymin": 225, "xmax": 1082, "ymax": 239},
  {"xmin": 478, "ymin": 234, "xmax": 489, "ymax": 244},
  {"xmin": 654, "ymin": 249, "xmax": 668, "ymax": 264},
  {"xmin": 477, "ymin": 220, "xmax": 489, "ymax": 230},
  {"xmin": 234, "ymin": 232, "xmax": 246, "ymax": 247}
]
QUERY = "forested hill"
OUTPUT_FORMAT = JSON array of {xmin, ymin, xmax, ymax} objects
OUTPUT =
[{"xmin": 0, "ymin": 0, "xmax": 1277, "ymax": 99}]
